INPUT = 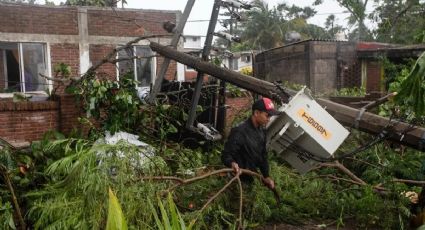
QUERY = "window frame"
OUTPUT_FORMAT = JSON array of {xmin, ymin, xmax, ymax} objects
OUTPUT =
[
  {"xmin": 116, "ymin": 45, "xmax": 156, "ymax": 88},
  {"xmin": 0, "ymin": 42, "xmax": 52, "ymax": 95}
]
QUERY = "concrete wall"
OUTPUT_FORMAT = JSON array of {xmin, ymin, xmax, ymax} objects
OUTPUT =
[
  {"xmin": 183, "ymin": 36, "xmax": 202, "ymax": 49},
  {"xmin": 255, "ymin": 42, "xmax": 309, "ymax": 87},
  {"xmin": 255, "ymin": 40, "xmax": 359, "ymax": 95}
]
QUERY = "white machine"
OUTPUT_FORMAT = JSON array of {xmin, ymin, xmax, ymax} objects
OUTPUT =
[{"xmin": 267, "ymin": 87, "xmax": 350, "ymax": 174}]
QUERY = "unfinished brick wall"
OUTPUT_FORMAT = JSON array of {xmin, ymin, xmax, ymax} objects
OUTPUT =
[
  {"xmin": 0, "ymin": 101, "xmax": 59, "ymax": 144},
  {"xmin": 87, "ymin": 9, "xmax": 176, "ymax": 36},
  {"xmin": 0, "ymin": 94, "xmax": 92, "ymax": 145},
  {"xmin": 224, "ymin": 93, "xmax": 252, "ymax": 137},
  {"xmin": 50, "ymin": 43, "xmax": 80, "ymax": 76},
  {"xmin": 0, "ymin": 3, "xmax": 78, "ymax": 35},
  {"xmin": 0, "ymin": 4, "xmax": 180, "ymax": 144},
  {"xmin": 89, "ymin": 44, "xmax": 116, "ymax": 79},
  {"xmin": 185, "ymin": 71, "xmax": 198, "ymax": 82},
  {"xmin": 57, "ymin": 94, "xmax": 87, "ymax": 135},
  {"xmin": 50, "ymin": 43, "xmax": 80, "ymax": 93},
  {"xmin": 156, "ymin": 57, "xmax": 177, "ymax": 81}
]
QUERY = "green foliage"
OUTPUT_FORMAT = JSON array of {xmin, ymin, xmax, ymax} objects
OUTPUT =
[
  {"xmin": 149, "ymin": 193, "xmax": 189, "ymax": 230},
  {"xmin": 240, "ymin": 0, "xmax": 285, "ymax": 50},
  {"xmin": 226, "ymin": 84, "xmax": 243, "ymax": 98},
  {"xmin": 0, "ymin": 197, "xmax": 15, "ymax": 230},
  {"xmin": 394, "ymin": 52, "xmax": 425, "ymax": 116},
  {"xmin": 24, "ymin": 138, "xmax": 167, "ymax": 229},
  {"xmin": 335, "ymin": 0, "xmax": 371, "ymax": 41},
  {"xmin": 332, "ymin": 86, "xmax": 366, "ymax": 97},
  {"xmin": 140, "ymin": 104, "xmax": 186, "ymax": 143},
  {"xmin": 53, "ymin": 63, "xmax": 72, "ymax": 78},
  {"xmin": 281, "ymin": 80, "xmax": 305, "ymax": 91},
  {"xmin": 372, "ymin": 0, "xmax": 425, "ymax": 44},
  {"xmin": 2, "ymin": 129, "xmax": 422, "ymax": 229},
  {"xmin": 67, "ymin": 72, "xmax": 142, "ymax": 134},
  {"xmin": 378, "ymin": 57, "xmax": 419, "ymax": 121},
  {"xmin": 106, "ymin": 188, "xmax": 128, "ymax": 230}
]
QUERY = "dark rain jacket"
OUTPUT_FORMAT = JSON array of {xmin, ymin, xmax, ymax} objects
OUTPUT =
[{"xmin": 221, "ymin": 118, "xmax": 270, "ymax": 179}]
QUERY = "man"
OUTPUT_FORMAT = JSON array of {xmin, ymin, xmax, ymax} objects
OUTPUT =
[{"xmin": 221, "ymin": 97, "xmax": 280, "ymax": 189}]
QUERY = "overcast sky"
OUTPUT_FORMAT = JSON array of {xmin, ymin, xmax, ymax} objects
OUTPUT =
[
  {"xmin": 125, "ymin": 0, "xmax": 352, "ymax": 35},
  {"xmin": 48, "ymin": 0, "xmax": 376, "ymax": 36}
]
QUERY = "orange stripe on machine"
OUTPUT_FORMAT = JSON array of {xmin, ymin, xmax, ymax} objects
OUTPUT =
[{"xmin": 297, "ymin": 108, "xmax": 332, "ymax": 140}]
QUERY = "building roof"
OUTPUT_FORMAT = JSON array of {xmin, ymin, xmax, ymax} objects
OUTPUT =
[
  {"xmin": 257, "ymin": 38, "xmax": 352, "ymax": 55},
  {"xmin": 357, "ymin": 44, "xmax": 425, "ymax": 58}
]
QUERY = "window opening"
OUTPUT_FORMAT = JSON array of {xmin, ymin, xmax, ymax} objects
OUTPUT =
[
  {"xmin": 117, "ymin": 45, "xmax": 155, "ymax": 88},
  {"xmin": 0, "ymin": 42, "xmax": 48, "ymax": 93}
]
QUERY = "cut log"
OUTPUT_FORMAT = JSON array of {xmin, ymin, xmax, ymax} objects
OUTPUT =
[{"xmin": 149, "ymin": 42, "xmax": 425, "ymax": 151}]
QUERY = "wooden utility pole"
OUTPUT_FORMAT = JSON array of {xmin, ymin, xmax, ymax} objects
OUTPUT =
[{"xmin": 149, "ymin": 41, "xmax": 425, "ymax": 151}]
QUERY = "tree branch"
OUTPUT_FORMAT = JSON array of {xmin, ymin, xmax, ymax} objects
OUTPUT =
[
  {"xmin": 392, "ymin": 178, "xmax": 425, "ymax": 185},
  {"xmin": 0, "ymin": 167, "xmax": 26, "ymax": 230},
  {"xmin": 141, "ymin": 168, "xmax": 277, "ymax": 228},
  {"xmin": 236, "ymin": 177, "xmax": 243, "ymax": 229},
  {"xmin": 188, "ymin": 173, "xmax": 240, "ymax": 228},
  {"xmin": 318, "ymin": 161, "xmax": 387, "ymax": 191},
  {"xmin": 141, "ymin": 168, "xmax": 264, "ymax": 193},
  {"xmin": 319, "ymin": 161, "xmax": 367, "ymax": 185}
]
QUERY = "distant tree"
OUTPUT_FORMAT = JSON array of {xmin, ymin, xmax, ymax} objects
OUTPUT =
[
  {"xmin": 371, "ymin": 0, "xmax": 425, "ymax": 44},
  {"xmin": 334, "ymin": 0, "xmax": 372, "ymax": 41},
  {"xmin": 240, "ymin": 0, "xmax": 285, "ymax": 50},
  {"xmin": 221, "ymin": 0, "xmax": 344, "ymax": 50},
  {"xmin": 324, "ymin": 14, "xmax": 345, "ymax": 39},
  {"xmin": 277, "ymin": 3, "xmax": 317, "ymax": 20},
  {"xmin": 45, "ymin": 0, "xmax": 55, "ymax": 5},
  {"xmin": 215, "ymin": 7, "xmax": 246, "ymax": 50}
]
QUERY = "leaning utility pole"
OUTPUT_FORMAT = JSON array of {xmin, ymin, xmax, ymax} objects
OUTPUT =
[
  {"xmin": 185, "ymin": 0, "xmax": 222, "ymax": 131},
  {"xmin": 148, "ymin": 0, "xmax": 196, "ymax": 104},
  {"xmin": 149, "ymin": 41, "xmax": 425, "ymax": 151}
]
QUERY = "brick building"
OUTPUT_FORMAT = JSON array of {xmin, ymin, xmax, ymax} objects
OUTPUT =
[{"xmin": 0, "ymin": 2, "xmax": 181, "ymax": 145}]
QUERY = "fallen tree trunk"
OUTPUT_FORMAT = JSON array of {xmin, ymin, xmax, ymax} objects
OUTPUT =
[{"xmin": 149, "ymin": 42, "xmax": 425, "ymax": 151}]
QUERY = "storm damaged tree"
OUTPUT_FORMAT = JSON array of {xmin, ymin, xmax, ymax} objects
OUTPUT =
[
  {"xmin": 371, "ymin": 0, "xmax": 425, "ymax": 44},
  {"xmin": 313, "ymin": 0, "xmax": 372, "ymax": 41},
  {"xmin": 324, "ymin": 14, "xmax": 345, "ymax": 39},
  {"xmin": 240, "ymin": 0, "xmax": 285, "ymax": 50}
]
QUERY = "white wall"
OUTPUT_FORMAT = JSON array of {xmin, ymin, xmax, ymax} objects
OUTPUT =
[{"xmin": 183, "ymin": 35, "xmax": 202, "ymax": 49}]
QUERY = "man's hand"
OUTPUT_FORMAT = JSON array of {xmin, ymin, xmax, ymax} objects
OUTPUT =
[
  {"xmin": 262, "ymin": 177, "xmax": 275, "ymax": 189},
  {"xmin": 231, "ymin": 162, "xmax": 240, "ymax": 174}
]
